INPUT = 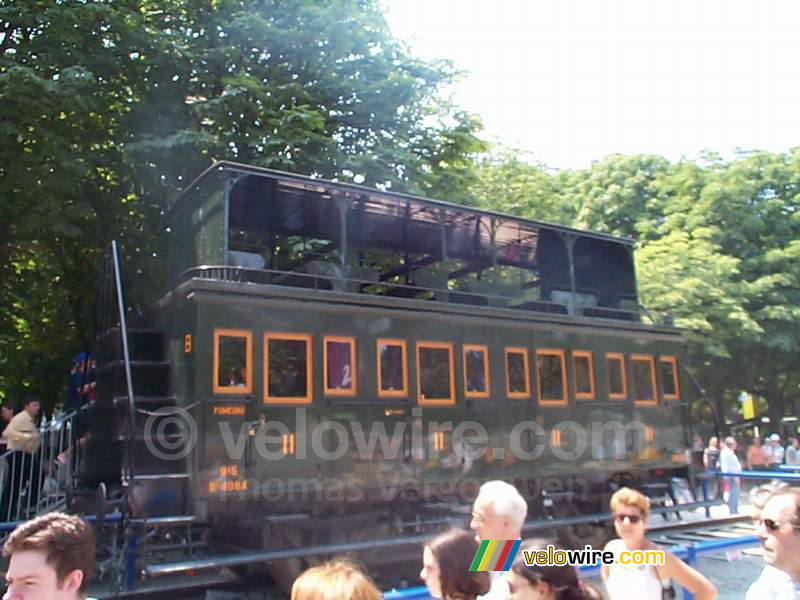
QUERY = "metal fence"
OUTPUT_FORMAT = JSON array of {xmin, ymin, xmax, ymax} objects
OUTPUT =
[{"xmin": 0, "ymin": 408, "xmax": 86, "ymax": 529}]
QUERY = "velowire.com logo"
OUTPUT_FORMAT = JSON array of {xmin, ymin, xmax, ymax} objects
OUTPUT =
[{"xmin": 469, "ymin": 540, "xmax": 522, "ymax": 572}]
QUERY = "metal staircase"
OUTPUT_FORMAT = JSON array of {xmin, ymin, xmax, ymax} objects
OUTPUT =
[{"xmin": 93, "ymin": 241, "xmax": 202, "ymax": 592}]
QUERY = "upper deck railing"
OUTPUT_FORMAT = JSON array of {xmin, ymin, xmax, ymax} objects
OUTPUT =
[
  {"xmin": 176, "ymin": 265, "xmax": 652, "ymax": 324},
  {"xmin": 166, "ymin": 162, "xmax": 645, "ymax": 323}
]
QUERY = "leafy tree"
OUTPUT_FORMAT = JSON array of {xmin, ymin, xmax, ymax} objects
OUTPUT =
[
  {"xmin": 470, "ymin": 148, "xmax": 574, "ymax": 223},
  {"xmin": 0, "ymin": 0, "xmax": 485, "ymax": 407}
]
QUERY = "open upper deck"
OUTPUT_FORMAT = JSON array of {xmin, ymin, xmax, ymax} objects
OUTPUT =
[{"xmin": 167, "ymin": 161, "xmax": 640, "ymax": 321}]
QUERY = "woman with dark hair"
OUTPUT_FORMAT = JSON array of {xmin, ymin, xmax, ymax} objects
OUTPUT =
[
  {"xmin": 506, "ymin": 539, "xmax": 595, "ymax": 600},
  {"xmin": 421, "ymin": 529, "xmax": 490, "ymax": 600}
]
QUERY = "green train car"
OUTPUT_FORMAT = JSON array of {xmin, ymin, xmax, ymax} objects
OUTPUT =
[{"xmin": 94, "ymin": 160, "xmax": 692, "ymax": 582}]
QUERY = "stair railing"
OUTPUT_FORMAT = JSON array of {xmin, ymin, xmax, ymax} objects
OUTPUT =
[{"xmin": 96, "ymin": 241, "xmax": 136, "ymax": 483}]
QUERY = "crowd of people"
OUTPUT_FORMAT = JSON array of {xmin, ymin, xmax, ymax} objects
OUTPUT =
[
  {"xmin": 0, "ymin": 353, "xmax": 96, "ymax": 523},
  {"xmin": 690, "ymin": 432, "xmax": 800, "ymax": 516},
  {"xmin": 2, "ymin": 478, "xmax": 800, "ymax": 598}
]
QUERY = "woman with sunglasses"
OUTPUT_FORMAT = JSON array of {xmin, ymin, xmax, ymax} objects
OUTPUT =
[
  {"xmin": 506, "ymin": 539, "xmax": 598, "ymax": 600},
  {"xmin": 601, "ymin": 487, "xmax": 717, "ymax": 600}
]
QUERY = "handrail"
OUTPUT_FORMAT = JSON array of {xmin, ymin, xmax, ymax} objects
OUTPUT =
[{"xmin": 110, "ymin": 241, "xmax": 136, "ymax": 483}]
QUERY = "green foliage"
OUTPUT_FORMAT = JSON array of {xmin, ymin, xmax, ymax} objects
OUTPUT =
[
  {"xmin": 468, "ymin": 148, "xmax": 800, "ymax": 422},
  {"xmin": 0, "ymin": 0, "xmax": 485, "ymax": 408}
]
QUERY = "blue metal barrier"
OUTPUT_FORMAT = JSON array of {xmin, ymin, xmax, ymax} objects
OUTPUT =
[
  {"xmin": 716, "ymin": 469, "xmax": 800, "ymax": 481},
  {"xmin": 384, "ymin": 587, "xmax": 431, "ymax": 600},
  {"xmin": 0, "ymin": 511, "xmax": 123, "ymax": 532}
]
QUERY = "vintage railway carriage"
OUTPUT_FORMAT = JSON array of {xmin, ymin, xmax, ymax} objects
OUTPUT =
[{"xmin": 100, "ymin": 160, "xmax": 691, "ymax": 577}]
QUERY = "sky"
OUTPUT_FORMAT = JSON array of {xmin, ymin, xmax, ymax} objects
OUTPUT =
[{"xmin": 384, "ymin": 0, "xmax": 800, "ymax": 170}]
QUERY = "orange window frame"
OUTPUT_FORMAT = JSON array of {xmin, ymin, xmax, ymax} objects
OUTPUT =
[
  {"xmin": 376, "ymin": 339, "xmax": 408, "ymax": 398},
  {"xmin": 463, "ymin": 344, "xmax": 490, "ymax": 399},
  {"xmin": 572, "ymin": 350, "xmax": 596, "ymax": 400},
  {"xmin": 504, "ymin": 347, "xmax": 531, "ymax": 399},
  {"xmin": 213, "ymin": 329, "xmax": 253, "ymax": 395},
  {"xmin": 660, "ymin": 356, "xmax": 680, "ymax": 401},
  {"xmin": 631, "ymin": 354, "xmax": 658, "ymax": 406},
  {"xmin": 323, "ymin": 335, "xmax": 357, "ymax": 397},
  {"xmin": 263, "ymin": 332, "xmax": 313, "ymax": 405},
  {"xmin": 606, "ymin": 352, "xmax": 628, "ymax": 400},
  {"xmin": 536, "ymin": 349, "xmax": 568, "ymax": 406},
  {"xmin": 416, "ymin": 341, "xmax": 456, "ymax": 406}
]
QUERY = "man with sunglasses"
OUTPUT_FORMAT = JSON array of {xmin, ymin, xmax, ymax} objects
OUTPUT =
[{"xmin": 748, "ymin": 487, "xmax": 800, "ymax": 598}]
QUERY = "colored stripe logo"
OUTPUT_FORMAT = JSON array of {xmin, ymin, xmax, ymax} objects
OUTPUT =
[{"xmin": 470, "ymin": 540, "xmax": 521, "ymax": 571}]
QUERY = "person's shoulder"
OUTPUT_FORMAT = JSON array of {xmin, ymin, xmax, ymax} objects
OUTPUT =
[
  {"xmin": 745, "ymin": 565, "xmax": 793, "ymax": 600},
  {"xmin": 478, "ymin": 573, "xmax": 509, "ymax": 600}
]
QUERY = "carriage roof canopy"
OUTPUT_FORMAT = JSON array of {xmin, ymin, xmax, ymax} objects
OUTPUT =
[{"xmin": 167, "ymin": 161, "xmax": 639, "ymax": 321}]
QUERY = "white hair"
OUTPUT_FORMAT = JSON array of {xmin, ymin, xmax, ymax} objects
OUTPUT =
[{"xmin": 476, "ymin": 480, "xmax": 527, "ymax": 528}]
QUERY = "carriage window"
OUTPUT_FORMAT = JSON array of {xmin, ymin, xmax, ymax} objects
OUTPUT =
[
  {"xmin": 505, "ymin": 348, "xmax": 530, "ymax": 399},
  {"xmin": 536, "ymin": 349, "xmax": 567, "ymax": 405},
  {"xmin": 377, "ymin": 339, "xmax": 408, "ymax": 397},
  {"xmin": 573, "ymin": 351, "xmax": 595, "ymax": 400},
  {"xmin": 463, "ymin": 345, "xmax": 490, "ymax": 398},
  {"xmin": 213, "ymin": 329, "xmax": 252, "ymax": 395},
  {"xmin": 632, "ymin": 355, "xmax": 657, "ymax": 405},
  {"xmin": 264, "ymin": 333, "xmax": 312, "ymax": 404},
  {"xmin": 660, "ymin": 356, "xmax": 680, "ymax": 400},
  {"xmin": 606, "ymin": 353, "xmax": 627, "ymax": 400},
  {"xmin": 416, "ymin": 342, "xmax": 455, "ymax": 405},
  {"xmin": 324, "ymin": 336, "xmax": 357, "ymax": 396}
]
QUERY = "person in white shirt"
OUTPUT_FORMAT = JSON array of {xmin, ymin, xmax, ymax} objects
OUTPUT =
[
  {"xmin": 719, "ymin": 436, "xmax": 742, "ymax": 514},
  {"xmin": 470, "ymin": 480, "xmax": 528, "ymax": 600},
  {"xmin": 750, "ymin": 487, "xmax": 800, "ymax": 599},
  {"xmin": 0, "ymin": 397, "xmax": 41, "ymax": 520},
  {"xmin": 766, "ymin": 434, "xmax": 785, "ymax": 468},
  {"xmin": 785, "ymin": 437, "xmax": 800, "ymax": 466}
]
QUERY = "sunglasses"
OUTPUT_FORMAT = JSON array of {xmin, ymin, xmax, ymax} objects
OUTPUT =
[
  {"xmin": 614, "ymin": 513, "xmax": 643, "ymax": 524},
  {"xmin": 755, "ymin": 518, "xmax": 798, "ymax": 533}
]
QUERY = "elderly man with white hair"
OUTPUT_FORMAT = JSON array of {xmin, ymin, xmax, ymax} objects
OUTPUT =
[
  {"xmin": 720, "ymin": 436, "xmax": 742, "ymax": 514},
  {"xmin": 470, "ymin": 480, "xmax": 528, "ymax": 600}
]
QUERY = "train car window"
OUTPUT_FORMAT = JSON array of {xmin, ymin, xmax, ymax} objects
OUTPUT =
[
  {"xmin": 572, "ymin": 351, "xmax": 595, "ymax": 400},
  {"xmin": 323, "ymin": 336, "xmax": 357, "ymax": 396},
  {"xmin": 504, "ymin": 347, "xmax": 530, "ymax": 399},
  {"xmin": 377, "ymin": 339, "xmax": 408, "ymax": 398},
  {"xmin": 660, "ymin": 356, "xmax": 680, "ymax": 400},
  {"xmin": 416, "ymin": 342, "xmax": 456, "ymax": 405},
  {"xmin": 631, "ymin": 354, "xmax": 658, "ymax": 406},
  {"xmin": 536, "ymin": 349, "xmax": 568, "ymax": 405},
  {"xmin": 606, "ymin": 353, "xmax": 628, "ymax": 400},
  {"xmin": 264, "ymin": 333, "xmax": 313, "ymax": 404},
  {"xmin": 213, "ymin": 329, "xmax": 253, "ymax": 395},
  {"xmin": 463, "ymin": 344, "xmax": 490, "ymax": 398}
]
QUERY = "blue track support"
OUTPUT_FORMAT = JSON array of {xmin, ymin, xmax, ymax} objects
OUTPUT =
[
  {"xmin": 124, "ymin": 530, "xmax": 137, "ymax": 592},
  {"xmin": 777, "ymin": 465, "xmax": 800, "ymax": 471}
]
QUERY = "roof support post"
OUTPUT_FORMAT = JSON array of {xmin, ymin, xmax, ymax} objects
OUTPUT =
[
  {"xmin": 563, "ymin": 233, "xmax": 577, "ymax": 315},
  {"xmin": 336, "ymin": 195, "xmax": 352, "ymax": 266}
]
